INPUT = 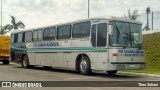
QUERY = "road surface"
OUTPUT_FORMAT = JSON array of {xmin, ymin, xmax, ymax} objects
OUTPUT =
[{"xmin": 0, "ymin": 62, "xmax": 159, "ymax": 90}]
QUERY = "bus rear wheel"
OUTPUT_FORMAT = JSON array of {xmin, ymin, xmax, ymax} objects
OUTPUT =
[
  {"xmin": 107, "ymin": 70, "xmax": 117, "ymax": 76},
  {"xmin": 22, "ymin": 55, "xmax": 30, "ymax": 68},
  {"xmin": 79, "ymin": 56, "xmax": 91, "ymax": 75},
  {"xmin": 3, "ymin": 60, "xmax": 10, "ymax": 65}
]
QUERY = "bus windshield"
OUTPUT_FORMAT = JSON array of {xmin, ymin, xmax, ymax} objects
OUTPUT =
[{"xmin": 110, "ymin": 21, "xmax": 142, "ymax": 48}]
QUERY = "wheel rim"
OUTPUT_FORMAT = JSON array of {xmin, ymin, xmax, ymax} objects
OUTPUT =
[
  {"xmin": 80, "ymin": 60, "xmax": 87, "ymax": 72},
  {"xmin": 23, "ymin": 56, "xmax": 27, "ymax": 67}
]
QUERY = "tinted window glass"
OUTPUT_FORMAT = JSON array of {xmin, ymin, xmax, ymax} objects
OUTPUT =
[
  {"xmin": 72, "ymin": 23, "xmax": 81, "ymax": 38},
  {"xmin": 72, "ymin": 21, "xmax": 90, "ymax": 38},
  {"xmin": 22, "ymin": 32, "xmax": 25, "ymax": 42},
  {"xmin": 38, "ymin": 30, "xmax": 43, "ymax": 41},
  {"xmin": 57, "ymin": 25, "xmax": 71, "ymax": 39},
  {"xmin": 44, "ymin": 27, "xmax": 56, "ymax": 40},
  {"xmin": 97, "ymin": 23, "xmax": 107, "ymax": 47},
  {"xmin": 32, "ymin": 30, "xmax": 43, "ymax": 41},
  {"xmin": 91, "ymin": 25, "xmax": 96, "ymax": 47},
  {"xmin": 26, "ymin": 31, "xmax": 32, "ymax": 42},
  {"xmin": 57, "ymin": 26, "xmax": 63, "ymax": 39},
  {"xmin": 50, "ymin": 27, "xmax": 56, "ymax": 40},
  {"xmin": 63, "ymin": 25, "xmax": 71, "ymax": 39},
  {"xmin": 14, "ymin": 34, "xmax": 18, "ymax": 43},
  {"xmin": 111, "ymin": 21, "xmax": 130, "ymax": 46},
  {"xmin": 44, "ymin": 28, "xmax": 50, "ymax": 40},
  {"xmin": 18, "ymin": 33, "xmax": 22, "ymax": 43},
  {"xmin": 33, "ymin": 30, "xmax": 38, "ymax": 41}
]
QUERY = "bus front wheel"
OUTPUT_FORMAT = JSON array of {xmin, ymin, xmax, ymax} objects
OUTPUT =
[
  {"xmin": 107, "ymin": 70, "xmax": 117, "ymax": 75},
  {"xmin": 79, "ymin": 56, "xmax": 91, "ymax": 75},
  {"xmin": 22, "ymin": 55, "xmax": 30, "ymax": 68}
]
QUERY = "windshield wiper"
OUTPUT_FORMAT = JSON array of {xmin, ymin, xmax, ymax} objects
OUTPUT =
[
  {"xmin": 115, "ymin": 24, "xmax": 120, "ymax": 44},
  {"xmin": 123, "ymin": 33, "xmax": 129, "ymax": 48}
]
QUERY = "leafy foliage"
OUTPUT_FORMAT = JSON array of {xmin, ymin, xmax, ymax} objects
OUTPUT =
[
  {"xmin": 128, "ymin": 9, "xmax": 139, "ymax": 20},
  {"xmin": 1, "ymin": 15, "xmax": 25, "ymax": 35}
]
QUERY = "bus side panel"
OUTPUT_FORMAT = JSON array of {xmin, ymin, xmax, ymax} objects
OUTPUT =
[
  {"xmin": 65, "ymin": 52, "xmax": 80, "ymax": 69},
  {"xmin": 35, "ymin": 53, "xmax": 46, "ymax": 65},
  {"xmin": 90, "ymin": 52, "xmax": 108, "ymax": 71},
  {"xmin": 45, "ymin": 53, "xmax": 57, "ymax": 66},
  {"xmin": 53, "ymin": 52, "xmax": 65, "ymax": 68},
  {"xmin": 28, "ymin": 52, "xmax": 36, "ymax": 65}
]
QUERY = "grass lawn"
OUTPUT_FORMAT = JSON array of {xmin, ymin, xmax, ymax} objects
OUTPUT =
[{"xmin": 123, "ymin": 32, "xmax": 160, "ymax": 74}]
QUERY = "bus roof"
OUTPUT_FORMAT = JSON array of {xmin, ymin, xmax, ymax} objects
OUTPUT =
[{"xmin": 11, "ymin": 16, "xmax": 142, "ymax": 34}]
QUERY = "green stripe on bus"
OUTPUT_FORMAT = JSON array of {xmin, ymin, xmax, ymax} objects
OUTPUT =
[{"xmin": 10, "ymin": 46, "xmax": 107, "ymax": 52}]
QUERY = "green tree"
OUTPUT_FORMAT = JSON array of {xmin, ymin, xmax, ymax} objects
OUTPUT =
[
  {"xmin": 2, "ymin": 15, "xmax": 25, "ymax": 33},
  {"xmin": 0, "ymin": 26, "xmax": 9, "ymax": 35},
  {"xmin": 127, "ymin": 9, "xmax": 139, "ymax": 20}
]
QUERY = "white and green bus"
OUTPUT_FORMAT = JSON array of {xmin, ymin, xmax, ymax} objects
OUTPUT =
[{"xmin": 11, "ymin": 17, "xmax": 145, "ymax": 75}]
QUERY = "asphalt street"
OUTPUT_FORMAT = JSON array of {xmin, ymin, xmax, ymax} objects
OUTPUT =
[{"xmin": 0, "ymin": 62, "xmax": 160, "ymax": 90}]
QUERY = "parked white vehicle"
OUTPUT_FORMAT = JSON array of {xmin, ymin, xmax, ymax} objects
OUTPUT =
[{"xmin": 11, "ymin": 17, "xmax": 145, "ymax": 75}]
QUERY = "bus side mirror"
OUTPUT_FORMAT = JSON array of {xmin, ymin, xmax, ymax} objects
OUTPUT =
[{"xmin": 108, "ymin": 25, "xmax": 113, "ymax": 35}]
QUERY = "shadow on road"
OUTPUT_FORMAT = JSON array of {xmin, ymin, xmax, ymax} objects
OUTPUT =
[
  {"xmin": 11, "ymin": 64, "xmax": 144, "ymax": 79},
  {"xmin": 0, "ymin": 63, "xmax": 12, "ymax": 66}
]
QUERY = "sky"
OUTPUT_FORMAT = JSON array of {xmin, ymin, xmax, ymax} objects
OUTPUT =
[{"xmin": 1, "ymin": 0, "xmax": 160, "ymax": 30}]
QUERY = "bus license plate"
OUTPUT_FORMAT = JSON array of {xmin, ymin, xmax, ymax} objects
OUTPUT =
[{"xmin": 129, "ymin": 65, "xmax": 136, "ymax": 68}]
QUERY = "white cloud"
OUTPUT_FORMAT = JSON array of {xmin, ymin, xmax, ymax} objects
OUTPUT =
[{"xmin": 1, "ymin": 0, "xmax": 160, "ymax": 29}]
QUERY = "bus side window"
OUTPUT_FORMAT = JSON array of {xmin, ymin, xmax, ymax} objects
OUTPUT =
[
  {"xmin": 57, "ymin": 26, "xmax": 63, "ymax": 39},
  {"xmin": 38, "ymin": 30, "xmax": 43, "ymax": 41},
  {"xmin": 50, "ymin": 27, "xmax": 56, "ymax": 40},
  {"xmin": 25, "ymin": 31, "xmax": 32, "ymax": 42},
  {"xmin": 14, "ymin": 34, "xmax": 18, "ymax": 43},
  {"xmin": 44, "ymin": 27, "xmax": 56, "ymax": 40},
  {"xmin": 63, "ymin": 25, "xmax": 71, "ymax": 39},
  {"xmin": 18, "ymin": 33, "xmax": 22, "ymax": 43},
  {"xmin": 44, "ymin": 28, "xmax": 50, "ymax": 40},
  {"xmin": 91, "ymin": 25, "xmax": 96, "ymax": 47},
  {"xmin": 33, "ymin": 30, "xmax": 38, "ymax": 41},
  {"xmin": 22, "ymin": 32, "xmax": 25, "ymax": 42},
  {"xmin": 57, "ymin": 25, "xmax": 71, "ymax": 40},
  {"xmin": 72, "ymin": 21, "xmax": 90, "ymax": 38}
]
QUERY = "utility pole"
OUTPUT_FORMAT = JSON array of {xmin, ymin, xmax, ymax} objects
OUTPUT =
[
  {"xmin": 152, "ymin": 12, "xmax": 153, "ymax": 30},
  {"xmin": 0, "ymin": 0, "xmax": 2, "ymax": 35},
  {"xmin": 88, "ymin": 0, "xmax": 89, "ymax": 18}
]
